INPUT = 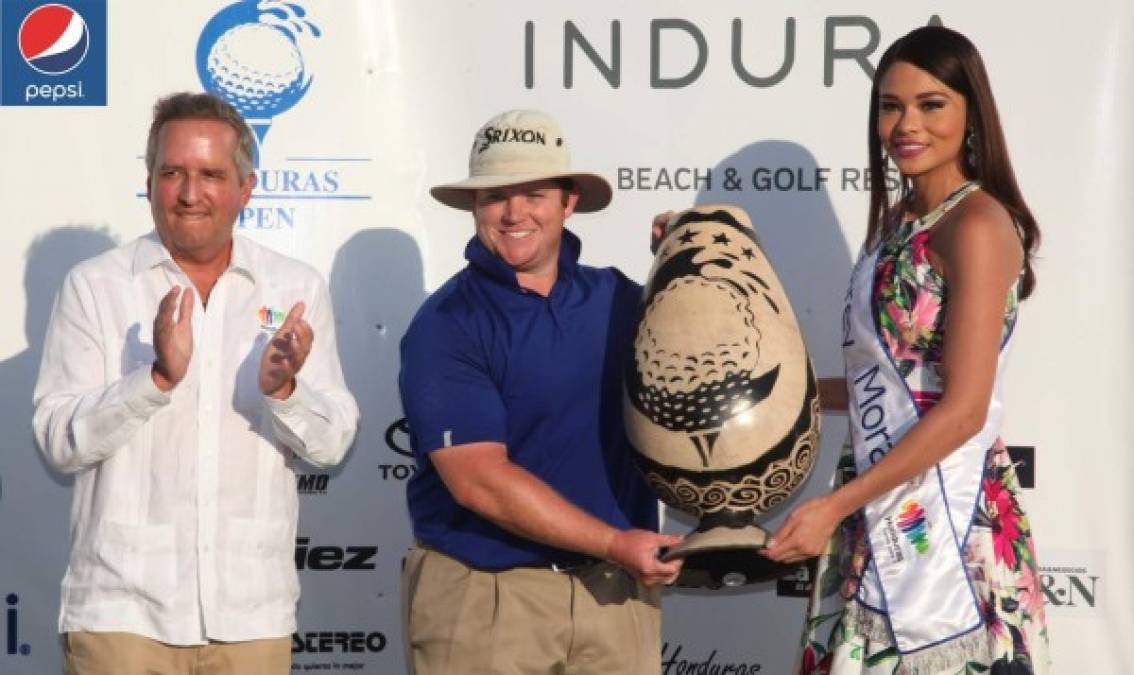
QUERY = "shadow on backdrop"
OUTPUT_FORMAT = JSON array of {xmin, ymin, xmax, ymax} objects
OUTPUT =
[
  {"xmin": 328, "ymin": 228, "xmax": 427, "ymax": 477},
  {"xmin": 663, "ymin": 140, "xmax": 854, "ymax": 597},
  {"xmin": 696, "ymin": 140, "xmax": 852, "ymax": 375},
  {"xmin": 278, "ymin": 229, "xmax": 427, "ymax": 672},
  {"xmin": 0, "ymin": 225, "xmax": 117, "ymax": 661}
]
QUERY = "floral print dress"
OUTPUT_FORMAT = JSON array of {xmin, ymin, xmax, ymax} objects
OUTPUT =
[{"xmin": 797, "ymin": 184, "xmax": 1051, "ymax": 675}]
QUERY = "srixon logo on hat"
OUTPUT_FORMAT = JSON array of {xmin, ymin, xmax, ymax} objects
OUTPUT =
[
  {"xmin": 431, "ymin": 108, "xmax": 612, "ymax": 213},
  {"xmin": 477, "ymin": 125, "xmax": 560, "ymax": 154}
]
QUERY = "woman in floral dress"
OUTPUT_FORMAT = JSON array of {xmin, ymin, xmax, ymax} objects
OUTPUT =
[{"xmin": 762, "ymin": 26, "xmax": 1051, "ymax": 674}]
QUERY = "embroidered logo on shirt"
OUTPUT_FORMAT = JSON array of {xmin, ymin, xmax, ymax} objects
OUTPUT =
[
  {"xmin": 897, "ymin": 500, "xmax": 930, "ymax": 554},
  {"xmin": 258, "ymin": 306, "xmax": 286, "ymax": 331}
]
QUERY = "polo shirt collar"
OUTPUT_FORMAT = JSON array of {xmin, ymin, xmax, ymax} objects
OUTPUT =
[
  {"xmin": 464, "ymin": 229, "xmax": 581, "ymax": 290},
  {"xmin": 132, "ymin": 231, "xmax": 257, "ymax": 283}
]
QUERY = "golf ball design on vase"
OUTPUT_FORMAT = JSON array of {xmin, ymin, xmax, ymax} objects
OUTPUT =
[{"xmin": 625, "ymin": 204, "xmax": 820, "ymax": 586}]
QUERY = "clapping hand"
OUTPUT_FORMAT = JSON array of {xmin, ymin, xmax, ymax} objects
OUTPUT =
[
  {"xmin": 259, "ymin": 302, "xmax": 313, "ymax": 400},
  {"xmin": 151, "ymin": 286, "xmax": 195, "ymax": 392}
]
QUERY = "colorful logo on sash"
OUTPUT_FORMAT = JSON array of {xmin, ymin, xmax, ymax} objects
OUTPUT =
[
  {"xmin": 897, "ymin": 500, "xmax": 930, "ymax": 554},
  {"xmin": 258, "ymin": 306, "xmax": 286, "ymax": 330}
]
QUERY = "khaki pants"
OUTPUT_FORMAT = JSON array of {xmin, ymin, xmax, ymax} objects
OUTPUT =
[
  {"xmin": 62, "ymin": 631, "xmax": 291, "ymax": 675},
  {"xmin": 402, "ymin": 546, "xmax": 661, "ymax": 675}
]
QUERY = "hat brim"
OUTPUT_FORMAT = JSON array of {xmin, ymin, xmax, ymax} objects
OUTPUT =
[{"xmin": 430, "ymin": 172, "xmax": 612, "ymax": 213}]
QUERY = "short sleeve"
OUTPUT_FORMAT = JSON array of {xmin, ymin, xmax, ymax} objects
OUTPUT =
[{"xmin": 398, "ymin": 310, "xmax": 507, "ymax": 457}]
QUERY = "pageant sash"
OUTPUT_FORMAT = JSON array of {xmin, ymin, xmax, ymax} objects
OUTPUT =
[{"xmin": 842, "ymin": 183, "xmax": 1013, "ymax": 659}]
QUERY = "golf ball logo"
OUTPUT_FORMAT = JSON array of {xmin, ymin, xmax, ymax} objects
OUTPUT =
[
  {"xmin": 196, "ymin": 1, "xmax": 321, "ymax": 163},
  {"xmin": 207, "ymin": 22, "xmax": 305, "ymax": 116},
  {"xmin": 18, "ymin": 3, "xmax": 90, "ymax": 76}
]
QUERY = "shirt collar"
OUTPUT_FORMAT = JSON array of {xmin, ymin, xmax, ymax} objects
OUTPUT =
[
  {"xmin": 131, "ymin": 231, "xmax": 257, "ymax": 283},
  {"xmin": 464, "ymin": 229, "xmax": 582, "ymax": 290},
  {"xmin": 228, "ymin": 235, "xmax": 256, "ymax": 281},
  {"xmin": 131, "ymin": 232, "xmax": 174, "ymax": 275}
]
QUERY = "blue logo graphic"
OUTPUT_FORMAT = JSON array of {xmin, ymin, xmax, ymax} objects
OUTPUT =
[
  {"xmin": 196, "ymin": 1, "xmax": 321, "ymax": 166},
  {"xmin": 131, "ymin": 1, "xmax": 371, "ymax": 228},
  {"xmin": 1, "ymin": 0, "xmax": 106, "ymax": 106}
]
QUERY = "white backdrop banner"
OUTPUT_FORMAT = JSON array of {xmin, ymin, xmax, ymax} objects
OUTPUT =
[{"xmin": 0, "ymin": 1, "xmax": 1130, "ymax": 673}]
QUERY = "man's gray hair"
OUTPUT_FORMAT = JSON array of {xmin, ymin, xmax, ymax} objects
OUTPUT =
[{"xmin": 145, "ymin": 92, "xmax": 255, "ymax": 179}]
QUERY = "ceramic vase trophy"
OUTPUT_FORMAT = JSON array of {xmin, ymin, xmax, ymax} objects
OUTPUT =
[{"xmin": 624, "ymin": 204, "xmax": 820, "ymax": 588}]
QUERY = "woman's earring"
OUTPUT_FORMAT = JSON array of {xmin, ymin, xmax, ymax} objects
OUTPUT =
[{"xmin": 966, "ymin": 128, "xmax": 978, "ymax": 169}]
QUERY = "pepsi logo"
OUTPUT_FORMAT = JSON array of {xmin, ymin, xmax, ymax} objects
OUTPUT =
[{"xmin": 18, "ymin": 3, "xmax": 89, "ymax": 76}]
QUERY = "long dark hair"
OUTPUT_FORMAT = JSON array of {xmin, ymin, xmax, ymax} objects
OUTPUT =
[{"xmin": 866, "ymin": 26, "xmax": 1038, "ymax": 299}]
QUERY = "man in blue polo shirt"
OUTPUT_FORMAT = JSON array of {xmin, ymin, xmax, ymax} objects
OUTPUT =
[{"xmin": 399, "ymin": 109, "xmax": 682, "ymax": 674}]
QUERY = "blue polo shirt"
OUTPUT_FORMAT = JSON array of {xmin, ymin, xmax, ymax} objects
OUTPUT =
[{"xmin": 398, "ymin": 229, "xmax": 658, "ymax": 570}]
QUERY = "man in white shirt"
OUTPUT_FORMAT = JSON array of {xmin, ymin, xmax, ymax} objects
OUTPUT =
[{"xmin": 33, "ymin": 92, "xmax": 359, "ymax": 674}]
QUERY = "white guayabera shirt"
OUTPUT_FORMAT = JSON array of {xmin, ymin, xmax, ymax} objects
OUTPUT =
[{"xmin": 33, "ymin": 233, "xmax": 359, "ymax": 645}]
